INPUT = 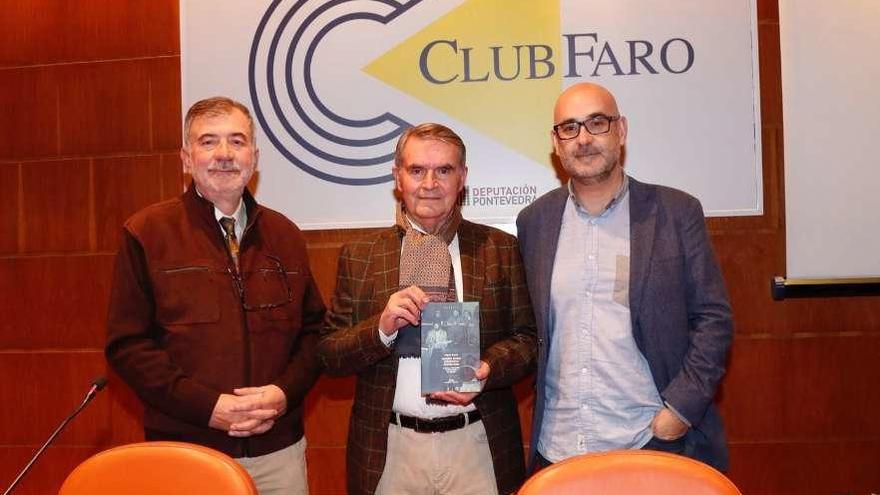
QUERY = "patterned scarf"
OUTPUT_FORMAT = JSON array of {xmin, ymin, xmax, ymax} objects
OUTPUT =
[{"xmin": 393, "ymin": 202, "xmax": 461, "ymax": 357}]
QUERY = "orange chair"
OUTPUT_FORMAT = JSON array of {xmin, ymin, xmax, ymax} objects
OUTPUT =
[
  {"xmin": 519, "ymin": 450, "xmax": 741, "ymax": 495},
  {"xmin": 58, "ymin": 441, "xmax": 257, "ymax": 495}
]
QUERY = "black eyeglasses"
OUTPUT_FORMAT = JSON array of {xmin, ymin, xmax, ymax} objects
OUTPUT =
[
  {"xmin": 227, "ymin": 254, "xmax": 293, "ymax": 311},
  {"xmin": 553, "ymin": 115, "xmax": 620, "ymax": 140}
]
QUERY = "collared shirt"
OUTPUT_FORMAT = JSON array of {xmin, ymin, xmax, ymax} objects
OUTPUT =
[
  {"xmin": 213, "ymin": 198, "xmax": 247, "ymax": 240},
  {"xmin": 378, "ymin": 221, "xmax": 477, "ymax": 419},
  {"xmin": 193, "ymin": 186, "xmax": 247, "ymax": 240},
  {"xmin": 538, "ymin": 175, "xmax": 663, "ymax": 462}
]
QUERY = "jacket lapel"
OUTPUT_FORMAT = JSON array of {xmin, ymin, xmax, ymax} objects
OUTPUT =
[
  {"xmin": 535, "ymin": 188, "xmax": 568, "ymax": 339},
  {"xmin": 458, "ymin": 220, "xmax": 483, "ymax": 302},
  {"xmin": 628, "ymin": 178, "xmax": 657, "ymax": 324}
]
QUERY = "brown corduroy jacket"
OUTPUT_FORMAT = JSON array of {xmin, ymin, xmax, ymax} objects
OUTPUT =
[
  {"xmin": 318, "ymin": 220, "xmax": 538, "ymax": 495},
  {"xmin": 106, "ymin": 185, "xmax": 325, "ymax": 458}
]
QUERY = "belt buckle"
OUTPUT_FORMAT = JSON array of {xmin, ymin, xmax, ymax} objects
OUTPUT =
[{"xmin": 414, "ymin": 417, "xmax": 433, "ymax": 434}]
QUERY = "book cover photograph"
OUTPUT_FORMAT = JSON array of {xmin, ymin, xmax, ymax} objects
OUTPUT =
[{"xmin": 420, "ymin": 302, "xmax": 481, "ymax": 394}]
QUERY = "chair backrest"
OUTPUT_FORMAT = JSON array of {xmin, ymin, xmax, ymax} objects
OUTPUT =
[
  {"xmin": 519, "ymin": 450, "xmax": 742, "ymax": 495},
  {"xmin": 58, "ymin": 441, "xmax": 257, "ymax": 495}
]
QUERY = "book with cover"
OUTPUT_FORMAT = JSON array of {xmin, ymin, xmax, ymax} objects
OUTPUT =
[{"xmin": 420, "ymin": 301, "xmax": 481, "ymax": 394}]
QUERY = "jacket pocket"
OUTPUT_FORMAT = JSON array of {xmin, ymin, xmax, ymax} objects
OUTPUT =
[
  {"xmin": 153, "ymin": 264, "xmax": 220, "ymax": 325},
  {"xmin": 245, "ymin": 259, "xmax": 305, "ymax": 323}
]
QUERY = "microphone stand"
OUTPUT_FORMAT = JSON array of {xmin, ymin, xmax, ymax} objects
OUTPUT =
[{"xmin": 2, "ymin": 377, "xmax": 107, "ymax": 495}]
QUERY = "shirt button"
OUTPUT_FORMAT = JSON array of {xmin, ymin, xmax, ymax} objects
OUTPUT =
[
  {"xmin": 581, "ymin": 368, "xmax": 587, "ymax": 374},
  {"xmin": 588, "ymin": 254, "xmax": 595, "ymax": 260}
]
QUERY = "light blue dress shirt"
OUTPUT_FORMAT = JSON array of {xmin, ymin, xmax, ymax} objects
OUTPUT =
[{"xmin": 537, "ymin": 178, "xmax": 663, "ymax": 462}]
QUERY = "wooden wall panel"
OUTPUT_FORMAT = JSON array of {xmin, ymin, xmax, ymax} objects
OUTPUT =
[
  {"xmin": 0, "ymin": 0, "xmax": 178, "ymax": 67},
  {"xmin": 20, "ymin": 159, "xmax": 91, "ymax": 253},
  {"xmin": 721, "ymin": 336, "xmax": 880, "ymax": 440},
  {"xmin": 303, "ymin": 228, "xmax": 386, "ymax": 302},
  {"xmin": 306, "ymin": 448, "xmax": 347, "ymax": 494},
  {"xmin": 0, "ymin": 2, "xmax": 183, "ymax": 490},
  {"xmin": 776, "ymin": 297, "xmax": 880, "ymax": 334},
  {"xmin": 756, "ymin": 0, "xmax": 779, "ymax": 23},
  {"xmin": 0, "ymin": 164, "xmax": 19, "ymax": 254},
  {"xmin": 104, "ymin": 370, "xmax": 147, "ymax": 444},
  {"xmin": 57, "ymin": 62, "xmax": 154, "ymax": 156},
  {"xmin": 0, "ymin": 68, "xmax": 59, "ymax": 160},
  {"xmin": 782, "ymin": 336, "xmax": 880, "ymax": 437},
  {"xmin": 94, "ymin": 154, "xmax": 168, "ymax": 252},
  {"xmin": 0, "ymin": 0, "xmax": 64, "ymax": 67},
  {"xmin": 0, "ymin": 255, "xmax": 114, "ymax": 349},
  {"xmin": 719, "ymin": 338, "xmax": 787, "ymax": 438},
  {"xmin": 0, "ymin": 447, "xmax": 103, "ymax": 495},
  {"xmin": 150, "ymin": 57, "xmax": 185, "ymax": 150},
  {"xmin": 300, "ymin": 377, "xmax": 355, "ymax": 493},
  {"xmin": 56, "ymin": 1, "xmax": 179, "ymax": 63},
  {"xmin": 728, "ymin": 441, "xmax": 880, "ymax": 495},
  {"xmin": 308, "ymin": 245, "xmax": 348, "ymax": 303},
  {"xmin": 716, "ymin": 232, "xmax": 880, "ymax": 334},
  {"xmin": 758, "ymin": 22, "xmax": 783, "ymax": 127},
  {"xmin": 160, "ymin": 153, "xmax": 186, "ymax": 197},
  {"xmin": 303, "ymin": 377, "xmax": 355, "ymax": 448},
  {"xmin": 0, "ymin": 352, "xmax": 110, "ymax": 445},
  {"xmin": 714, "ymin": 231, "xmax": 784, "ymax": 333},
  {"xmin": 514, "ymin": 379, "xmax": 536, "ymax": 444}
]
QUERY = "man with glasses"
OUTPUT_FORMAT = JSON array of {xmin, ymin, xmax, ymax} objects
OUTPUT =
[
  {"xmin": 106, "ymin": 97, "xmax": 325, "ymax": 494},
  {"xmin": 517, "ymin": 83, "xmax": 733, "ymax": 472},
  {"xmin": 318, "ymin": 123, "xmax": 537, "ymax": 495}
]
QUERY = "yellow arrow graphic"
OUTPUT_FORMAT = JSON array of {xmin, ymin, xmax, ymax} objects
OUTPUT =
[{"xmin": 365, "ymin": 0, "xmax": 561, "ymax": 167}]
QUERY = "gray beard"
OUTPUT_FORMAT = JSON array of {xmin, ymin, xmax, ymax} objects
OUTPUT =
[{"xmin": 566, "ymin": 157, "xmax": 618, "ymax": 186}]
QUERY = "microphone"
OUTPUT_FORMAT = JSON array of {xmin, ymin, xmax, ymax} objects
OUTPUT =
[
  {"xmin": 85, "ymin": 376, "xmax": 108, "ymax": 402},
  {"xmin": 2, "ymin": 376, "xmax": 108, "ymax": 495}
]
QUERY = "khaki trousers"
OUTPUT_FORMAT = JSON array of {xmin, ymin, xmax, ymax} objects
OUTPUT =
[
  {"xmin": 376, "ymin": 420, "xmax": 498, "ymax": 495},
  {"xmin": 235, "ymin": 437, "xmax": 308, "ymax": 495}
]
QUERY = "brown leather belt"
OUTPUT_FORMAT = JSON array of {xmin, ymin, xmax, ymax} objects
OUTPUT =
[{"xmin": 390, "ymin": 410, "xmax": 482, "ymax": 433}]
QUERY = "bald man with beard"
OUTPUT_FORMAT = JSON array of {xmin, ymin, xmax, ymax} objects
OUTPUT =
[{"xmin": 517, "ymin": 83, "xmax": 733, "ymax": 473}]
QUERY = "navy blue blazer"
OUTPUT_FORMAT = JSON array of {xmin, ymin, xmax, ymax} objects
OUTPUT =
[{"xmin": 516, "ymin": 177, "xmax": 733, "ymax": 471}]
